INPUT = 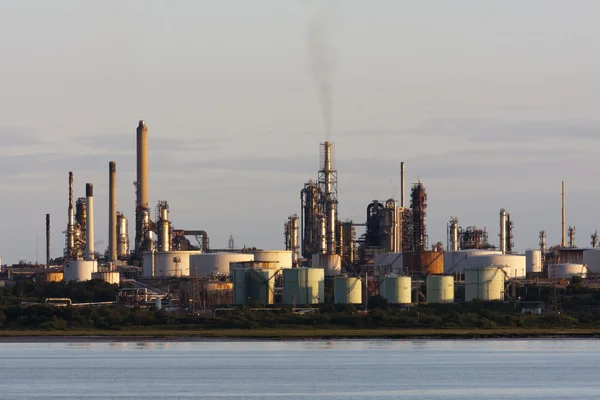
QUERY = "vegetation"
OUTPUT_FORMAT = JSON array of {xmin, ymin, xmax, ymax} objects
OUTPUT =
[{"xmin": 1, "ymin": 279, "xmax": 600, "ymax": 338}]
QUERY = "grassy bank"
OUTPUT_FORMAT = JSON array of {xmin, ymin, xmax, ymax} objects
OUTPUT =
[{"xmin": 1, "ymin": 327, "xmax": 600, "ymax": 340}]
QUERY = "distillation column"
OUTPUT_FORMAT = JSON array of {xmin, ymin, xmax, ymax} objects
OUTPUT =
[
  {"xmin": 500, "ymin": 208, "xmax": 507, "ymax": 254},
  {"xmin": 85, "ymin": 184, "xmax": 95, "ymax": 261}
]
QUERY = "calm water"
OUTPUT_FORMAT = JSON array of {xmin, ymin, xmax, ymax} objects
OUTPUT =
[{"xmin": 1, "ymin": 339, "xmax": 599, "ymax": 399}]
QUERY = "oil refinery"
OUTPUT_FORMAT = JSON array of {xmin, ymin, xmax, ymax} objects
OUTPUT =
[{"xmin": 1, "ymin": 119, "xmax": 600, "ymax": 313}]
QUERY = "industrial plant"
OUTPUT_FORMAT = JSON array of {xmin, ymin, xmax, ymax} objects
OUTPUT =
[{"xmin": 2, "ymin": 120, "xmax": 600, "ymax": 315}]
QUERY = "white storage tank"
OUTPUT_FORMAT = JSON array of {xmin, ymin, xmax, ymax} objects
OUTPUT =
[
  {"xmin": 142, "ymin": 251, "xmax": 201, "ymax": 277},
  {"xmin": 251, "ymin": 250, "xmax": 293, "ymax": 269},
  {"xmin": 465, "ymin": 266, "xmax": 505, "ymax": 302},
  {"xmin": 426, "ymin": 275, "xmax": 454, "ymax": 304},
  {"xmin": 91, "ymin": 271, "xmax": 120, "ymax": 285},
  {"xmin": 64, "ymin": 260, "xmax": 97, "ymax": 282},
  {"xmin": 548, "ymin": 263, "xmax": 587, "ymax": 279},
  {"xmin": 374, "ymin": 253, "xmax": 403, "ymax": 275},
  {"xmin": 465, "ymin": 254, "xmax": 526, "ymax": 278},
  {"xmin": 282, "ymin": 268, "xmax": 325, "ymax": 305},
  {"xmin": 583, "ymin": 249, "xmax": 600, "ymax": 273},
  {"xmin": 311, "ymin": 254, "xmax": 342, "ymax": 276},
  {"xmin": 444, "ymin": 250, "xmax": 501, "ymax": 274},
  {"xmin": 525, "ymin": 250, "xmax": 543, "ymax": 273},
  {"xmin": 378, "ymin": 276, "xmax": 411, "ymax": 304},
  {"xmin": 190, "ymin": 253, "xmax": 254, "ymax": 277},
  {"xmin": 334, "ymin": 276, "xmax": 362, "ymax": 304}
]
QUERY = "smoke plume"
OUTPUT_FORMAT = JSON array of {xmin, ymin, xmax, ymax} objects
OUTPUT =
[{"xmin": 307, "ymin": 1, "xmax": 336, "ymax": 139}]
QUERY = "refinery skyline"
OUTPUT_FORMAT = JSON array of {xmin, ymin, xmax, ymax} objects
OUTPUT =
[{"xmin": 2, "ymin": 1, "xmax": 600, "ymax": 263}]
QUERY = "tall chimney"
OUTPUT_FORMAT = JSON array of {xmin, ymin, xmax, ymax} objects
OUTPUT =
[
  {"xmin": 46, "ymin": 214, "xmax": 50, "ymax": 269},
  {"xmin": 85, "ymin": 183, "xmax": 95, "ymax": 261},
  {"xmin": 561, "ymin": 181, "xmax": 566, "ymax": 248},
  {"xmin": 136, "ymin": 121, "xmax": 148, "ymax": 210},
  {"xmin": 400, "ymin": 162, "xmax": 405, "ymax": 208},
  {"xmin": 109, "ymin": 161, "xmax": 117, "ymax": 262}
]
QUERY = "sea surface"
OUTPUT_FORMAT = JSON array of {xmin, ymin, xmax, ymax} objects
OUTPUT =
[{"xmin": 1, "ymin": 339, "xmax": 599, "ymax": 399}]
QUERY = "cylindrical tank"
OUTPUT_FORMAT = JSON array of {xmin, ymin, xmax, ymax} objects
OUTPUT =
[
  {"xmin": 443, "ymin": 250, "xmax": 502, "ymax": 274},
  {"xmin": 230, "ymin": 261, "xmax": 279, "ymax": 271},
  {"xmin": 91, "ymin": 271, "xmax": 120, "ymax": 285},
  {"xmin": 463, "ymin": 254, "xmax": 526, "ymax": 278},
  {"xmin": 548, "ymin": 263, "xmax": 587, "ymax": 279},
  {"xmin": 251, "ymin": 250, "xmax": 293, "ymax": 269},
  {"xmin": 465, "ymin": 267, "xmax": 505, "ymax": 302},
  {"xmin": 334, "ymin": 276, "xmax": 362, "ymax": 304},
  {"xmin": 190, "ymin": 253, "xmax": 254, "ymax": 277},
  {"xmin": 282, "ymin": 268, "xmax": 325, "ymax": 305},
  {"xmin": 378, "ymin": 276, "xmax": 411, "ymax": 304},
  {"xmin": 526, "ymin": 250, "xmax": 542, "ymax": 273},
  {"xmin": 403, "ymin": 251, "xmax": 444, "ymax": 275},
  {"xmin": 232, "ymin": 268, "xmax": 276, "ymax": 305},
  {"xmin": 583, "ymin": 249, "xmax": 600, "ymax": 273},
  {"xmin": 312, "ymin": 254, "xmax": 342, "ymax": 276},
  {"xmin": 64, "ymin": 260, "xmax": 98, "ymax": 282},
  {"xmin": 426, "ymin": 275, "xmax": 454, "ymax": 303},
  {"xmin": 142, "ymin": 251, "xmax": 201, "ymax": 277}
]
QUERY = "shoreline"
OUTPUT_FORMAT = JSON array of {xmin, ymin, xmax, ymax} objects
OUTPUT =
[{"xmin": 1, "ymin": 328, "xmax": 600, "ymax": 342}]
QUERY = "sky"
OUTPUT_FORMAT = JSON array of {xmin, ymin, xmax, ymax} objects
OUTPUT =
[{"xmin": 1, "ymin": 0, "xmax": 600, "ymax": 264}]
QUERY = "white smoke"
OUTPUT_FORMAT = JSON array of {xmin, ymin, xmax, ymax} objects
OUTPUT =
[{"xmin": 307, "ymin": 0, "xmax": 337, "ymax": 140}]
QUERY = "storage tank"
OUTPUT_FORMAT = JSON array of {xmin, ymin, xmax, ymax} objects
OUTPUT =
[
  {"xmin": 311, "ymin": 254, "xmax": 342, "ymax": 275},
  {"xmin": 444, "ymin": 250, "xmax": 501, "ymax": 274},
  {"xmin": 583, "ymin": 249, "xmax": 600, "ymax": 273},
  {"xmin": 378, "ymin": 276, "xmax": 411, "ymax": 304},
  {"xmin": 403, "ymin": 251, "xmax": 444, "ymax": 275},
  {"xmin": 42, "ymin": 271, "xmax": 64, "ymax": 283},
  {"xmin": 233, "ymin": 268, "xmax": 276, "ymax": 305},
  {"xmin": 374, "ymin": 253, "xmax": 403, "ymax": 275},
  {"xmin": 525, "ymin": 250, "xmax": 542, "ymax": 273},
  {"xmin": 91, "ymin": 271, "xmax": 120, "ymax": 285},
  {"xmin": 548, "ymin": 263, "xmax": 587, "ymax": 279},
  {"xmin": 251, "ymin": 250, "xmax": 293, "ymax": 269},
  {"xmin": 464, "ymin": 254, "xmax": 526, "ymax": 278},
  {"xmin": 282, "ymin": 268, "xmax": 325, "ymax": 305},
  {"xmin": 334, "ymin": 276, "xmax": 362, "ymax": 304},
  {"xmin": 465, "ymin": 267, "xmax": 505, "ymax": 302},
  {"xmin": 189, "ymin": 253, "xmax": 254, "ymax": 277},
  {"xmin": 142, "ymin": 251, "xmax": 201, "ymax": 277},
  {"xmin": 230, "ymin": 261, "xmax": 279, "ymax": 271},
  {"xmin": 64, "ymin": 260, "xmax": 97, "ymax": 282},
  {"xmin": 426, "ymin": 275, "xmax": 455, "ymax": 303}
]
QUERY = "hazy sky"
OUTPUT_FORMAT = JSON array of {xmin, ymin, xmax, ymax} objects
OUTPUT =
[{"xmin": 1, "ymin": 0, "xmax": 600, "ymax": 264}]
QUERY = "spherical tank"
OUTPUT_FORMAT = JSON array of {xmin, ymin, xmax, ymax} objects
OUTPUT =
[
  {"xmin": 548, "ymin": 263, "xmax": 587, "ymax": 279},
  {"xmin": 583, "ymin": 249, "xmax": 600, "ymax": 273},
  {"xmin": 374, "ymin": 253, "xmax": 403, "ymax": 275},
  {"xmin": 282, "ymin": 268, "xmax": 325, "ymax": 305},
  {"xmin": 64, "ymin": 260, "xmax": 97, "ymax": 282},
  {"xmin": 91, "ymin": 271, "xmax": 120, "ymax": 285},
  {"xmin": 251, "ymin": 250, "xmax": 293, "ymax": 269},
  {"xmin": 525, "ymin": 250, "xmax": 542, "ymax": 273},
  {"xmin": 426, "ymin": 275, "xmax": 455, "ymax": 304},
  {"xmin": 378, "ymin": 276, "xmax": 411, "ymax": 304},
  {"xmin": 443, "ymin": 250, "xmax": 502, "ymax": 274},
  {"xmin": 464, "ymin": 254, "xmax": 526, "ymax": 278},
  {"xmin": 189, "ymin": 253, "xmax": 254, "ymax": 277},
  {"xmin": 334, "ymin": 277, "xmax": 362, "ymax": 304},
  {"xmin": 142, "ymin": 251, "xmax": 201, "ymax": 277},
  {"xmin": 465, "ymin": 267, "xmax": 505, "ymax": 302}
]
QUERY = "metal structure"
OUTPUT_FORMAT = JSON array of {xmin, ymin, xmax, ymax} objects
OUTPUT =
[
  {"xmin": 333, "ymin": 276, "xmax": 362, "ymax": 304},
  {"xmin": 378, "ymin": 276, "xmax": 411, "ymax": 304},
  {"xmin": 448, "ymin": 217, "xmax": 459, "ymax": 251},
  {"xmin": 539, "ymin": 231, "xmax": 547, "ymax": 262},
  {"xmin": 45, "ymin": 214, "xmax": 50, "ymax": 268},
  {"xmin": 561, "ymin": 180, "xmax": 567, "ymax": 247},
  {"xmin": 319, "ymin": 141, "xmax": 338, "ymax": 255},
  {"xmin": 499, "ymin": 209, "xmax": 514, "ymax": 253},
  {"xmin": 410, "ymin": 181, "xmax": 427, "ymax": 252},
  {"xmin": 591, "ymin": 231, "xmax": 598, "ymax": 248},
  {"xmin": 64, "ymin": 172, "xmax": 86, "ymax": 260},
  {"xmin": 547, "ymin": 263, "xmax": 587, "ymax": 279},
  {"xmin": 282, "ymin": 268, "xmax": 325, "ymax": 305},
  {"xmin": 568, "ymin": 226, "xmax": 576, "ymax": 248},
  {"xmin": 64, "ymin": 260, "xmax": 97, "ymax": 282},
  {"xmin": 525, "ymin": 249, "xmax": 542, "ymax": 273},
  {"xmin": 284, "ymin": 214, "xmax": 300, "ymax": 264},
  {"xmin": 116, "ymin": 212, "xmax": 130, "ymax": 258},
  {"xmin": 108, "ymin": 161, "xmax": 118, "ymax": 262},
  {"xmin": 465, "ymin": 266, "xmax": 505, "ymax": 302},
  {"xmin": 134, "ymin": 120, "xmax": 152, "ymax": 258},
  {"xmin": 300, "ymin": 181, "xmax": 321, "ymax": 259},
  {"xmin": 85, "ymin": 184, "xmax": 95, "ymax": 261},
  {"xmin": 156, "ymin": 201, "xmax": 171, "ymax": 252}
]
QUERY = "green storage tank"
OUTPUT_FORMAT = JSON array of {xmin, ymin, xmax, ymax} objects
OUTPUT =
[{"xmin": 282, "ymin": 268, "xmax": 325, "ymax": 305}]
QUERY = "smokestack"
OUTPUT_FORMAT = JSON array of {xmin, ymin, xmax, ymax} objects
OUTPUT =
[
  {"xmin": 136, "ymin": 121, "xmax": 148, "ymax": 210},
  {"xmin": 85, "ymin": 183, "xmax": 95, "ymax": 261},
  {"xmin": 400, "ymin": 162, "xmax": 405, "ymax": 208},
  {"xmin": 46, "ymin": 214, "xmax": 50, "ymax": 269},
  {"xmin": 561, "ymin": 181, "xmax": 566, "ymax": 248},
  {"xmin": 109, "ymin": 161, "xmax": 117, "ymax": 262}
]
